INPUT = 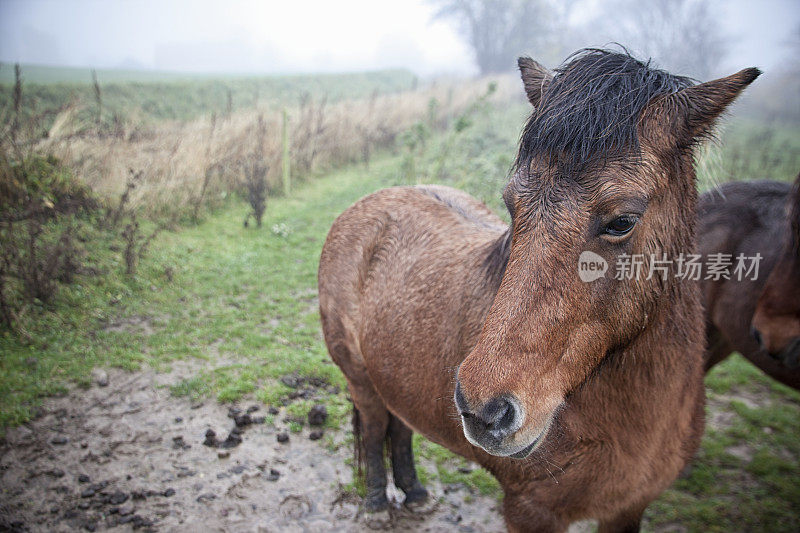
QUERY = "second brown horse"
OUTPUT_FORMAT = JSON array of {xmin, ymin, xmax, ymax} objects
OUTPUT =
[{"xmin": 699, "ymin": 174, "xmax": 800, "ymax": 386}]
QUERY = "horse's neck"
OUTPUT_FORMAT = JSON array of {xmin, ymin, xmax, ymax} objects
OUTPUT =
[{"xmin": 574, "ymin": 283, "xmax": 705, "ymax": 432}]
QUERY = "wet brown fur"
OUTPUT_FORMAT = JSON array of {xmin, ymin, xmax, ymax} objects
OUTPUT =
[
  {"xmin": 319, "ymin": 50, "xmax": 759, "ymax": 531},
  {"xmin": 699, "ymin": 176, "xmax": 800, "ymax": 383},
  {"xmin": 753, "ymin": 173, "xmax": 800, "ymax": 369}
]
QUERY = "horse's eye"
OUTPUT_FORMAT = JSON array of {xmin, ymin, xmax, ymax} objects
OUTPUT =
[{"xmin": 604, "ymin": 215, "xmax": 638, "ymax": 237}]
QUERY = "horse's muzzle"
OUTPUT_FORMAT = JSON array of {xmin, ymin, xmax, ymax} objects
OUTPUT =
[
  {"xmin": 454, "ymin": 381, "xmax": 531, "ymax": 457},
  {"xmin": 777, "ymin": 337, "xmax": 800, "ymax": 369}
]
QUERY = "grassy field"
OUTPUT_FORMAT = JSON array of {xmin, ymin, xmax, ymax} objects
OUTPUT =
[
  {"xmin": 2, "ymin": 86, "xmax": 799, "ymax": 530},
  {"xmin": 0, "ymin": 63, "xmax": 399, "ymax": 84},
  {"xmin": 705, "ymin": 117, "xmax": 800, "ymax": 185},
  {"xmin": 0, "ymin": 63, "xmax": 417, "ymax": 132}
]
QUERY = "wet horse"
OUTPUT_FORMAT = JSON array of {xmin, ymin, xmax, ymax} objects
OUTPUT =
[
  {"xmin": 753, "ymin": 174, "xmax": 800, "ymax": 369},
  {"xmin": 318, "ymin": 49, "xmax": 759, "ymax": 532},
  {"xmin": 699, "ymin": 174, "xmax": 800, "ymax": 385}
]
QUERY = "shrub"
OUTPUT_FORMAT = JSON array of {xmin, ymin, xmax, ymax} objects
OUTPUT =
[{"xmin": 0, "ymin": 156, "xmax": 88, "ymax": 329}]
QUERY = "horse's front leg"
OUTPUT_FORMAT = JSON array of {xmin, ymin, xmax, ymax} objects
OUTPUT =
[{"xmin": 388, "ymin": 414, "xmax": 429, "ymax": 507}]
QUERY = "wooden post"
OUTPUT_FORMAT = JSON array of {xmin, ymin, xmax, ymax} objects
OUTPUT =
[
  {"xmin": 282, "ymin": 109, "xmax": 290, "ymax": 196},
  {"xmin": 92, "ymin": 69, "xmax": 102, "ymax": 129}
]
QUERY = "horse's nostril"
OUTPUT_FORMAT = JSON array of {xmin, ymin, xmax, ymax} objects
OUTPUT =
[
  {"xmin": 478, "ymin": 396, "xmax": 517, "ymax": 437},
  {"xmin": 455, "ymin": 383, "xmax": 520, "ymax": 443},
  {"xmin": 751, "ymin": 327, "xmax": 763, "ymax": 348}
]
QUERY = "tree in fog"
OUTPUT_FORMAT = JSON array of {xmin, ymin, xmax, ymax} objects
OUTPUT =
[
  {"xmin": 596, "ymin": 0, "xmax": 728, "ymax": 79},
  {"xmin": 788, "ymin": 23, "xmax": 800, "ymax": 74},
  {"xmin": 430, "ymin": 0, "xmax": 574, "ymax": 74},
  {"xmin": 746, "ymin": 23, "xmax": 800, "ymax": 124}
]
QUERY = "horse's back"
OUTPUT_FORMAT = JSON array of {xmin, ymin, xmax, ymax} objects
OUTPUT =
[
  {"xmin": 698, "ymin": 180, "xmax": 789, "ymax": 241},
  {"xmin": 319, "ymin": 184, "xmax": 505, "ymax": 335},
  {"xmin": 318, "ymin": 185, "xmax": 506, "ymax": 446}
]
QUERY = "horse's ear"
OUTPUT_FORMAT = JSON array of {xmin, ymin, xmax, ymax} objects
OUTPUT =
[
  {"xmin": 518, "ymin": 57, "xmax": 552, "ymax": 107},
  {"xmin": 643, "ymin": 68, "xmax": 761, "ymax": 146}
]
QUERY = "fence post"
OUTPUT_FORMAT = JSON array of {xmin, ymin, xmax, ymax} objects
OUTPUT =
[{"xmin": 282, "ymin": 108, "xmax": 290, "ymax": 196}]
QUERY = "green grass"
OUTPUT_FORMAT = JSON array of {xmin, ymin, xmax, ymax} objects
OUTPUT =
[
  {"xmin": 0, "ymin": 63, "xmax": 234, "ymax": 84},
  {"xmin": 0, "ymin": 153, "xmax": 402, "ymax": 428},
  {"xmin": 415, "ymin": 433, "xmax": 501, "ymax": 497},
  {"xmin": 645, "ymin": 354, "xmax": 800, "ymax": 532},
  {"xmin": 716, "ymin": 117, "xmax": 800, "ymax": 183},
  {"xmin": 1, "ymin": 98, "xmax": 798, "ymax": 530},
  {"xmin": 696, "ymin": 117, "xmax": 800, "ymax": 191}
]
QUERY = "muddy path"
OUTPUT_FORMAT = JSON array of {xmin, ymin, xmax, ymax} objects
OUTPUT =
[
  {"xmin": 0, "ymin": 363, "xmax": 507, "ymax": 532},
  {"xmin": 7, "ymin": 357, "xmax": 783, "ymax": 532}
]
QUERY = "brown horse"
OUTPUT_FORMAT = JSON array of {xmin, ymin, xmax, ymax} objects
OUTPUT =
[
  {"xmin": 699, "ymin": 175, "xmax": 800, "ymax": 385},
  {"xmin": 752, "ymin": 174, "xmax": 800, "ymax": 369},
  {"xmin": 319, "ymin": 49, "xmax": 759, "ymax": 532}
]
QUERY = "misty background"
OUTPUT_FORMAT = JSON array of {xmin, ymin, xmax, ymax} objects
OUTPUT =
[{"xmin": 1, "ymin": 0, "xmax": 798, "ymax": 79}]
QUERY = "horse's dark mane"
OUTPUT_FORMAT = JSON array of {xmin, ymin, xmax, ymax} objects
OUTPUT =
[
  {"xmin": 514, "ymin": 48, "xmax": 695, "ymax": 177},
  {"xmin": 483, "ymin": 228, "xmax": 512, "ymax": 282}
]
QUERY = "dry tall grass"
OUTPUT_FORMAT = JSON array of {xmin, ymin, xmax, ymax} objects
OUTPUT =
[{"xmin": 39, "ymin": 76, "xmax": 519, "ymax": 216}]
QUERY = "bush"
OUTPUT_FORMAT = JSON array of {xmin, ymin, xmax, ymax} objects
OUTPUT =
[
  {"xmin": 0, "ymin": 155, "xmax": 91, "ymax": 330},
  {"xmin": 1, "ymin": 154, "xmax": 97, "ymax": 222}
]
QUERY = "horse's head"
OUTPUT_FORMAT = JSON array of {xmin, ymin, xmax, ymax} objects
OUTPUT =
[
  {"xmin": 752, "ymin": 173, "xmax": 800, "ymax": 369},
  {"xmin": 455, "ymin": 49, "xmax": 760, "ymax": 458}
]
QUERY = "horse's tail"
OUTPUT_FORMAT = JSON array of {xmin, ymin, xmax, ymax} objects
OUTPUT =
[{"xmin": 352, "ymin": 405, "xmax": 364, "ymax": 484}]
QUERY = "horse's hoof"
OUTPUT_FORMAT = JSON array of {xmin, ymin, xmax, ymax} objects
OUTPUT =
[
  {"xmin": 403, "ymin": 485, "xmax": 429, "ymax": 508},
  {"xmin": 363, "ymin": 508, "xmax": 391, "ymax": 530},
  {"xmin": 364, "ymin": 493, "xmax": 389, "ymax": 513}
]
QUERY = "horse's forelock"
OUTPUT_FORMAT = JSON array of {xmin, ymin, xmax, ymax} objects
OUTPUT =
[{"xmin": 514, "ymin": 48, "xmax": 695, "ymax": 180}]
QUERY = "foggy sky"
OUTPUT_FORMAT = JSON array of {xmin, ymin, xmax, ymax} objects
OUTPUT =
[{"xmin": 0, "ymin": 0, "xmax": 798, "ymax": 76}]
